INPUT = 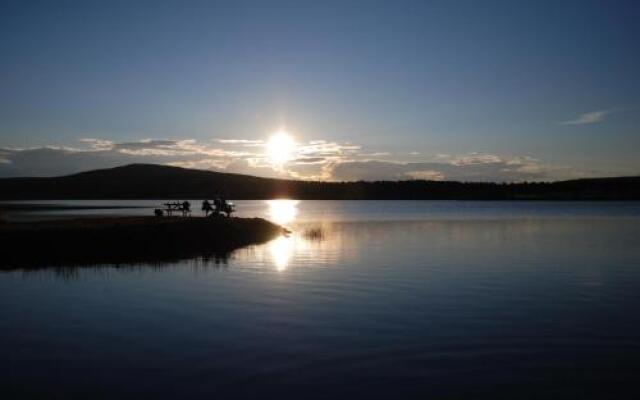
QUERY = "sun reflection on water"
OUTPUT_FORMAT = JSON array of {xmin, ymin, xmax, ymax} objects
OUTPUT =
[
  {"xmin": 264, "ymin": 200, "xmax": 334, "ymax": 271},
  {"xmin": 269, "ymin": 236, "xmax": 294, "ymax": 271},
  {"xmin": 267, "ymin": 200, "xmax": 299, "ymax": 225}
]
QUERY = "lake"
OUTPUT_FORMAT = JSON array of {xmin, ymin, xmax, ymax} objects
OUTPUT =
[{"xmin": 2, "ymin": 200, "xmax": 640, "ymax": 398}]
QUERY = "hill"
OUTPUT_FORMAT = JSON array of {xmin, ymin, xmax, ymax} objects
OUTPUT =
[{"xmin": 0, "ymin": 163, "xmax": 639, "ymax": 200}]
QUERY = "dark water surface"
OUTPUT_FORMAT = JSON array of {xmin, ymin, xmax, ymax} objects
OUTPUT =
[{"xmin": 2, "ymin": 201, "xmax": 640, "ymax": 398}]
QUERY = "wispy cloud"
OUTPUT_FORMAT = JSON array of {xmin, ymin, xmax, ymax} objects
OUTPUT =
[
  {"xmin": 562, "ymin": 110, "xmax": 608, "ymax": 125},
  {"xmin": 0, "ymin": 138, "xmax": 593, "ymax": 182},
  {"xmin": 328, "ymin": 154, "xmax": 580, "ymax": 183},
  {"xmin": 0, "ymin": 137, "xmax": 360, "ymax": 179},
  {"xmin": 216, "ymin": 139, "xmax": 264, "ymax": 146}
]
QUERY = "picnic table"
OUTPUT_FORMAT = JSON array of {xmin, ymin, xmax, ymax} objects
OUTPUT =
[
  {"xmin": 154, "ymin": 200, "xmax": 234, "ymax": 217},
  {"xmin": 155, "ymin": 201, "xmax": 191, "ymax": 217}
]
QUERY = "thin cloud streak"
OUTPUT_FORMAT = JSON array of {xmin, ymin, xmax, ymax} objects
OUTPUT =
[{"xmin": 562, "ymin": 110, "xmax": 608, "ymax": 125}]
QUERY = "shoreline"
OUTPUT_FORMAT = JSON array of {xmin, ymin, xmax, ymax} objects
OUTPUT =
[{"xmin": 0, "ymin": 216, "xmax": 286, "ymax": 269}]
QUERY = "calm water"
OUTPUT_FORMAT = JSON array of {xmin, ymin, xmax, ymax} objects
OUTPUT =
[{"xmin": 2, "ymin": 201, "xmax": 640, "ymax": 399}]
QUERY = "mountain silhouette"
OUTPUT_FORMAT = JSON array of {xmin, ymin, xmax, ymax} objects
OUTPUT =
[{"xmin": 0, "ymin": 163, "xmax": 639, "ymax": 200}]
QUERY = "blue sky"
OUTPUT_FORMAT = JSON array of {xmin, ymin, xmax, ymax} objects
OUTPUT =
[{"xmin": 1, "ymin": 0, "xmax": 639, "ymax": 180}]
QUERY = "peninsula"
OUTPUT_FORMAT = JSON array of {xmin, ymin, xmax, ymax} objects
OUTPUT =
[{"xmin": 0, "ymin": 216, "xmax": 286, "ymax": 269}]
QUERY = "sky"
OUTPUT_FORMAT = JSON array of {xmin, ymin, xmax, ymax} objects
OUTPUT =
[{"xmin": 0, "ymin": 0, "xmax": 639, "ymax": 181}]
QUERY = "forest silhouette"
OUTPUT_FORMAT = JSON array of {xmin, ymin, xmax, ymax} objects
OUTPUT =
[{"xmin": 0, "ymin": 163, "xmax": 639, "ymax": 200}]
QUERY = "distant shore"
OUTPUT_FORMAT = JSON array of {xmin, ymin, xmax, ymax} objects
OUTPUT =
[
  {"xmin": 0, "ymin": 216, "xmax": 286, "ymax": 269},
  {"xmin": 1, "ymin": 164, "xmax": 639, "ymax": 200},
  {"xmin": 0, "ymin": 203, "xmax": 148, "ymax": 211}
]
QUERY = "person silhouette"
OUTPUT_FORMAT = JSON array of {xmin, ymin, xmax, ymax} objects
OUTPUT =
[
  {"xmin": 213, "ymin": 197, "xmax": 221, "ymax": 216},
  {"xmin": 182, "ymin": 200, "xmax": 191, "ymax": 216},
  {"xmin": 202, "ymin": 199, "xmax": 212, "ymax": 216}
]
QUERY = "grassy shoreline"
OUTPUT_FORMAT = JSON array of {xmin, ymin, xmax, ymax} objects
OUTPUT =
[{"xmin": 0, "ymin": 216, "xmax": 286, "ymax": 269}]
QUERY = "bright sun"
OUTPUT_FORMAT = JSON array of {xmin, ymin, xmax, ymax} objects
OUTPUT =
[{"xmin": 267, "ymin": 131, "xmax": 296, "ymax": 165}]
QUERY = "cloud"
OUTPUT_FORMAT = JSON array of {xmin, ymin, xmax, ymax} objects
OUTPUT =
[
  {"xmin": 217, "ymin": 139, "xmax": 264, "ymax": 146},
  {"xmin": 328, "ymin": 153, "xmax": 579, "ymax": 182},
  {"xmin": 450, "ymin": 153, "xmax": 503, "ymax": 166},
  {"xmin": 292, "ymin": 157, "xmax": 326, "ymax": 164},
  {"xmin": 224, "ymin": 159, "xmax": 289, "ymax": 179},
  {"xmin": 296, "ymin": 140, "xmax": 360, "ymax": 158},
  {"xmin": 405, "ymin": 170, "xmax": 445, "ymax": 180},
  {"xmin": 562, "ymin": 110, "xmax": 608, "ymax": 125},
  {"xmin": 0, "ymin": 137, "xmax": 359, "ymax": 179},
  {"xmin": 0, "ymin": 138, "xmax": 589, "ymax": 182},
  {"xmin": 0, "ymin": 139, "xmax": 242, "ymax": 178}
]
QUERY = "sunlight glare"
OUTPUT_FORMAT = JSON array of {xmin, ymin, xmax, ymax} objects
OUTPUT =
[
  {"xmin": 269, "ymin": 236, "xmax": 294, "ymax": 271},
  {"xmin": 267, "ymin": 199, "xmax": 299, "ymax": 225},
  {"xmin": 267, "ymin": 131, "xmax": 296, "ymax": 165}
]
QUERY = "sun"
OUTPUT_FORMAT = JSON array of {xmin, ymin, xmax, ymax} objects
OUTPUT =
[{"xmin": 266, "ymin": 131, "xmax": 296, "ymax": 165}]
